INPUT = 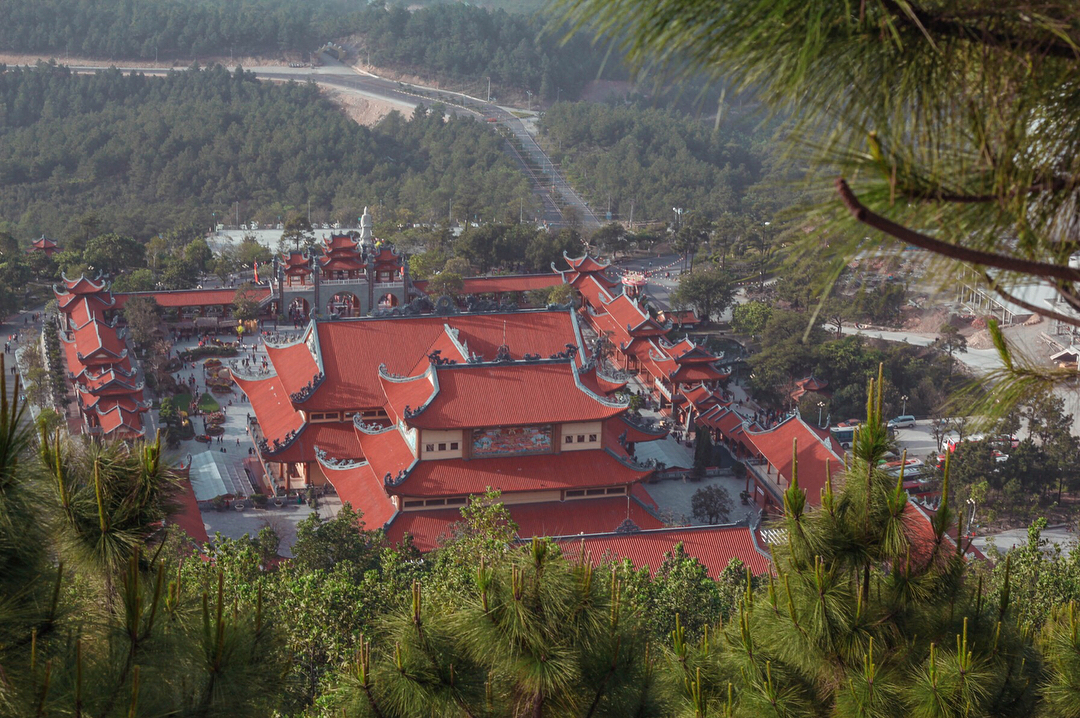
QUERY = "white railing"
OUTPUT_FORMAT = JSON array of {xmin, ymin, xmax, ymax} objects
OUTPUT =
[{"xmin": 320, "ymin": 278, "xmax": 365, "ymax": 287}]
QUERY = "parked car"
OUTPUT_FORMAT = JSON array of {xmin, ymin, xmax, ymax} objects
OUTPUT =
[{"xmin": 887, "ymin": 415, "xmax": 917, "ymax": 429}]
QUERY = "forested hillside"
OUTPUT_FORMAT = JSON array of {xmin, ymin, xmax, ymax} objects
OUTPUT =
[
  {"xmin": 0, "ymin": 0, "xmax": 355, "ymax": 58},
  {"xmin": 0, "ymin": 64, "xmax": 532, "ymax": 241},
  {"xmin": 347, "ymin": 3, "xmax": 616, "ymax": 101},
  {"xmin": 539, "ymin": 101, "xmax": 791, "ymax": 223},
  {"xmin": 0, "ymin": 0, "xmax": 617, "ymax": 102}
]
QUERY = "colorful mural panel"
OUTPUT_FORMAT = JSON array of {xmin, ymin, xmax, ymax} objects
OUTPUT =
[{"xmin": 472, "ymin": 425, "xmax": 552, "ymax": 456}]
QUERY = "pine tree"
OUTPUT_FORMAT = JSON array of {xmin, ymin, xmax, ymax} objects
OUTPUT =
[
  {"xmin": 662, "ymin": 367, "xmax": 1039, "ymax": 716},
  {"xmin": 0, "ymin": 356, "xmax": 289, "ymax": 717},
  {"xmin": 326, "ymin": 538, "xmax": 671, "ymax": 717}
]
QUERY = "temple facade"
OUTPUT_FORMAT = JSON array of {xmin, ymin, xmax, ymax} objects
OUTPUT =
[
  {"xmin": 54, "ymin": 275, "xmax": 149, "ymax": 440},
  {"xmin": 275, "ymin": 208, "xmax": 411, "ymax": 321}
]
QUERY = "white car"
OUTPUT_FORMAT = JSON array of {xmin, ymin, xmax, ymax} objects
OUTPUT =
[{"xmin": 887, "ymin": 415, "xmax": 916, "ymax": 429}]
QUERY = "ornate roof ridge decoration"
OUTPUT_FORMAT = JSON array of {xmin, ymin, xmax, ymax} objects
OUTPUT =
[
  {"xmin": 463, "ymin": 295, "xmax": 521, "ymax": 314},
  {"xmin": 442, "ymin": 323, "xmax": 470, "ymax": 361},
  {"xmin": 596, "ymin": 364, "xmax": 633, "ymax": 384},
  {"xmin": 549, "ymin": 342, "xmax": 578, "ymax": 361},
  {"xmin": 257, "ymin": 423, "xmax": 307, "ymax": 456},
  {"xmin": 378, "ymin": 361, "xmax": 434, "ymax": 383},
  {"xmin": 570, "ymin": 359, "xmax": 630, "ymax": 409},
  {"xmin": 82, "ymin": 364, "xmax": 137, "ymax": 380},
  {"xmin": 228, "ymin": 361, "xmax": 276, "ymax": 380},
  {"xmin": 77, "ymin": 348, "xmax": 128, "ymax": 363},
  {"xmin": 353, "ymin": 415, "xmax": 397, "ymax": 435},
  {"xmin": 305, "ymin": 320, "xmax": 326, "ymax": 374},
  {"xmin": 383, "ymin": 458, "xmax": 419, "ymax": 488},
  {"xmin": 569, "ymin": 306, "xmax": 588, "ymax": 359},
  {"xmin": 561, "ymin": 250, "xmax": 611, "ymax": 270},
  {"xmin": 58, "ymin": 270, "xmax": 107, "ymax": 289},
  {"xmin": 263, "ymin": 321, "xmax": 311, "ymax": 348},
  {"xmin": 314, "ymin": 446, "xmax": 368, "ymax": 471},
  {"xmin": 603, "ymin": 447, "xmax": 657, "ymax": 472},
  {"xmin": 648, "ymin": 344, "xmax": 676, "ymax": 365},
  {"xmin": 72, "ymin": 314, "xmax": 120, "ymax": 331},
  {"xmin": 614, "ymin": 517, "xmax": 642, "ymax": 534},
  {"xmin": 427, "ymin": 349, "xmax": 457, "ymax": 366},
  {"xmin": 289, "ymin": 372, "xmax": 325, "ymax": 403}
]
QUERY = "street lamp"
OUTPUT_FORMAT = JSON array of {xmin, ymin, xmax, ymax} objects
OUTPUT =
[
  {"xmin": 901, "ymin": 394, "xmax": 909, "ymax": 415},
  {"xmin": 817, "ymin": 401, "xmax": 826, "ymax": 427},
  {"xmin": 525, "ymin": 90, "xmax": 533, "ymax": 112}
]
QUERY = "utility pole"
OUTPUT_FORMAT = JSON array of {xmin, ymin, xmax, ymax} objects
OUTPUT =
[
  {"xmin": 629, "ymin": 199, "xmax": 635, "ymax": 229},
  {"xmin": 487, "ymin": 77, "xmax": 491, "ymax": 102},
  {"xmin": 235, "ymin": 201, "xmax": 239, "ymax": 228},
  {"xmin": 307, "ymin": 198, "xmax": 311, "ymax": 225},
  {"xmin": 519, "ymin": 198, "xmax": 523, "ymax": 224},
  {"xmin": 526, "ymin": 90, "xmax": 532, "ymax": 112}
]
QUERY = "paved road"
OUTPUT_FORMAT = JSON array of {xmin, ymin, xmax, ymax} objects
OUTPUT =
[{"xmin": 67, "ymin": 60, "xmax": 592, "ymax": 229}]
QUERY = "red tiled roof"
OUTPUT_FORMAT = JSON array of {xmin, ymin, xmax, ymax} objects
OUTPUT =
[
  {"xmin": 319, "ymin": 461, "xmax": 398, "ymax": 529},
  {"xmin": 577, "ymin": 364, "xmax": 627, "ymax": 396},
  {"xmin": 264, "ymin": 341, "xmax": 320, "ymax": 399},
  {"xmin": 72, "ymin": 320, "xmax": 127, "ymax": 361},
  {"xmin": 170, "ymin": 477, "xmax": 209, "ymax": 543},
  {"xmin": 379, "ymin": 367, "xmax": 438, "ymax": 425},
  {"xmin": 564, "ymin": 254, "xmax": 610, "ymax": 273},
  {"xmin": 79, "ymin": 392, "xmax": 143, "ymax": 413},
  {"xmin": 661, "ymin": 309, "xmax": 701, "ymax": 326},
  {"xmin": 459, "ymin": 274, "xmax": 563, "ymax": 295},
  {"xmin": 33, "ymin": 236, "xmax": 57, "ymax": 249},
  {"xmin": 604, "ymin": 294, "xmax": 666, "ymax": 337},
  {"xmin": 323, "ymin": 234, "xmax": 359, "ymax": 252},
  {"xmin": 114, "ymin": 287, "xmax": 270, "ymax": 309},
  {"xmin": 511, "ymin": 496, "xmax": 664, "ymax": 538},
  {"xmin": 96, "ymin": 404, "xmax": 144, "ymax": 436},
  {"xmin": 320, "ymin": 256, "xmax": 367, "ymax": 272},
  {"xmin": 697, "ymin": 407, "xmax": 747, "ymax": 438},
  {"xmin": 371, "ymin": 246, "xmax": 401, "ymax": 268},
  {"xmin": 233, "ymin": 373, "xmax": 304, "ymax": 447},
  {"xmin": 631, "ymin": 482, "xmax": 659, "ymax": 509},
  {"xmin": 301, "ymin": 310, "xmax": 583, "ymax": 412},
  {"xmin": 60, "ymin": 275, "xmax": 107, "ymax": 294},
  {"xmin": 401, "ymin": 361, "xmax": 625, "ymax": 430},
  {"xmin": 354, "ymin": 425, "xmax": 418, "ymax": 484},
  {"xmin": 269, "ymin": 422, "xmax": 362, "ymax": 464},
  {"xmin": 384, "ymin": 494, "xmax": 665, "ymax": 551},
  {"xmin": 743, "ymin": 416, "xmax": 844, "ymax": 506},
  {"xmin": 555, "ymin": 524, "xmax": 772, "ymax": 577},
  {"xmin": 670, "ymin": 363, "xmax": 730, "ymax": 383},
  {"xmin": 388, "ymin": 448, "xmax": 651, "ymax": 497}
]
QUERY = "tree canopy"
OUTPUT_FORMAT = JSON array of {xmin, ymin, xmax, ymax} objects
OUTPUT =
[{"xmin": 0, "ymin": 64, "xmax": 532, "ymax": 243}]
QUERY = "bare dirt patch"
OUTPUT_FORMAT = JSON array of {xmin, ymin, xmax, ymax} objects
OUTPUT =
[{"xmin": 320, "ymin": 87, "xmax": 408, "ymax": 126}]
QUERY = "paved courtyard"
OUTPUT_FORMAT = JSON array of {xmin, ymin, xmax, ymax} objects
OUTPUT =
[
  {"xmin": 160, "ymin": 329, "xmax": 338, "ymax": 552},
  {"xmin": 641, "ymin": 471, "xmax": 758, "ymax": 527}
]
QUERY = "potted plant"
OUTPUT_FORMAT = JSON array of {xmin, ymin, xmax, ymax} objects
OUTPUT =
[
  {"xmin": 211, "ymin": 495, "xmax": 226, "ymax": 511},
  {"xmin": 251, "ymin": 493, "xmax": 268, "ymax": 509}
]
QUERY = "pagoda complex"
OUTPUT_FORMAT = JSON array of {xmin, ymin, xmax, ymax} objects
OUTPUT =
[
  {"xmin": 561, "ymin": 253, "xmax": 732, "ymax": 409},
  {"xmin": 232, "ymin": 303, "xmax": 677, "ymax": 550},
  {"xmin": 54, "ymin": 274, "xmax": 149, "ymax": 440}
]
